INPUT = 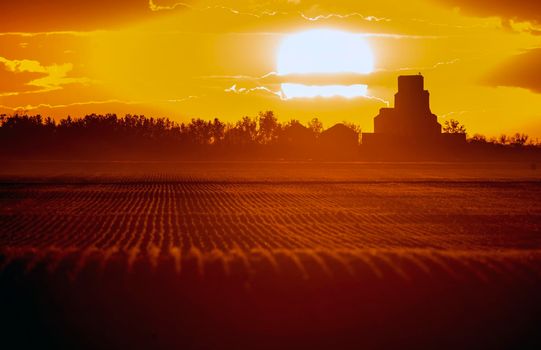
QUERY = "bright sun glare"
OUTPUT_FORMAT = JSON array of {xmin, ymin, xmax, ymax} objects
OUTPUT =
[{"xmin": 277, "ymin": 29, "xmax": 374, "ymax": 99}]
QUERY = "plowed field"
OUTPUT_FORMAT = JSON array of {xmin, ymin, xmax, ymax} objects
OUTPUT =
[{"xmin": 1, "ymin": 161, "xmax": 541, "ymax": 349}]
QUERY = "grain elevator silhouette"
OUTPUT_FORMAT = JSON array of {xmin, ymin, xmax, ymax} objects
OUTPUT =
[{"xmin": 362, "ymin": 74, "xmax": 466, "ymax": 158}]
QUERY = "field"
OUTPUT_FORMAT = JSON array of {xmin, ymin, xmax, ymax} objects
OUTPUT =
[{"xmin": 1, "ymin": 161, "xmax": 541, "ymax": 349}]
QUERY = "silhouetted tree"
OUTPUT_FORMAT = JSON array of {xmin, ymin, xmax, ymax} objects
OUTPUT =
[
  {"xmin": 308, "ymin": 117, "xmax": 323, "ymax": 136},
  {"xmin": 257, "ymin": 111, "xmax": 281, "ymax": 144},
  {"xmin": 210, "ymin": 118, "xmax": 225, "ymax": 144},
  {"xmin": 469, "ymin": 134, "xmax": 487, "ymax": 143},
  {"xmin": 1, "ymin": 112, "xmax": 539, "ymax": 161},
  {"xmin": 343, "ymin": 122, "xmax": 363, "ymax": 144},
  {"xmin": 188, "ymin": 118, "xmax": 213, "ymax": 145},
  {"xmin": 510, "ymin": 133, "xmax": 529, "ymax": 146},
  {"xmin": 443, "ymin": 119, "xmax": 466, "ymax": 134},
  {"xmin": 224, "ymin": 116, "xmax": 257, "ymax": 145}
]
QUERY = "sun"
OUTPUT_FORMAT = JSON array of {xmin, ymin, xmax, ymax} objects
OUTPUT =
[
  {"xmin": 277, "ymin": 29, "xmax": 374, "ymax": 75},
  {"xmin": 277, "ymin": 29, "xmax": 374, "ymax": 99}
]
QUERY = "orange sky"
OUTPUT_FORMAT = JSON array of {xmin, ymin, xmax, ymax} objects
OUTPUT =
[{"xmin": 1, "ymin": 0, "xmax": 541, "ymax": 138}]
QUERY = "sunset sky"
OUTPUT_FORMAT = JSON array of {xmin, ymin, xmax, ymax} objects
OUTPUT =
[{"xmin": 1, "ymin": 0, "xmax": 541, "ymax": 138}]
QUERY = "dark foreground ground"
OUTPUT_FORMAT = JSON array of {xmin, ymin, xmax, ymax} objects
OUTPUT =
[{"xmin": 1, "ymin": 161, "xmax": 541, "ymax": 349}]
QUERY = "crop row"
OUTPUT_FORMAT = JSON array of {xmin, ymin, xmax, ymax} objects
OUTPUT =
[
  {"xmin": 2, "ymin": 246, "xmax": 541, "ymax": 283},
  {"xmin": 2, "ymin": 182, "xmax": 541, "ymax": 253}
]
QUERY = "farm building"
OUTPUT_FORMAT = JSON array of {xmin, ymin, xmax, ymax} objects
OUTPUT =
[{"xmin": 362, "ymin": 75, "xmax": 466, "ymax": 158}]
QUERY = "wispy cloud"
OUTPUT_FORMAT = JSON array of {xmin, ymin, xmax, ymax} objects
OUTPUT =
[
  {"xmin": 148, "ymin": 0, "xmax": 189, "ymax": 12},
  {"xmin": 224, "ymin": 84, "xmax": 284, "ymax": 99},
  {"xmin": 0, "ymin": 31, "xmax": 105, "ymax": 37},
  {"xmin": 200, "ymin": 69, "xmax": 403, "ymax": 87},
  {"xmin": 0, "ymin": 95, "xmax": 204, "ymax": 112},
  {"xmin": 148, "ymin": 0, "xmax": 284, "ymax": 18},
  {"xmin": 440, "ymin": 110, "xmax": 479, "ymax": 119},
  {"xmin": 0, "ymin": 99, "xmax": 138, "ymax": 112},
  {"xmin": 396, "ymin": 58, "xmax": 461, "ymax": 72},
  {"xmin": 222, "ymin": 78, "xmax": 389, "ymax": 104},
  {"xmin": 0, "ymin": 56, "xmax": 93, "ymax": 95},
  {"xmin": 363, "ymin": 95, "xmax": 390, "ymax": 106},
  {"xmin": 298, "ymin": 12, "xmax": 390, "ymax": 22},
  {"xmin": 147, "ymin": 0, "xmax": 388, "ymax": 24},
  {"xmin": 166, "ymin": 95, "xmax": 202, "ymax": 103},
  {"xmin": 205, "ymin": 58, "xmax": 459, "ymax": 104}
]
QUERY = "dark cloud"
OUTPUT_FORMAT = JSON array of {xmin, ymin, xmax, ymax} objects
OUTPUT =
[
  {"xmin": 484, "ymin": 48, "xmax": 541, "ymax": 93},
  {"xmin": 435, "ymin": 0, "xmax": 541, "ymax": 23},
  {"xmin": 434, "ymin": 2, "xmax": 541, "ymax": 93},
  {"xmin": 0, "ymin": 0, "xmax": 186, "ymax": 32}
]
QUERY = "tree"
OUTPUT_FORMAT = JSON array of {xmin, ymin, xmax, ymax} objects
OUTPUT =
[
  {"xmin": 443, "ymin": 119, "xmax": 466, "ymax": 134},
  {"xmin": 488, "ymin": 137, "xmax": 499, "ymax": 144},
  {"xmin": 210, "ymin": 118, "xmax": 225, "ymax": 144},
  {"xmin": 308, "ymin": 117, "xmax": 323, "ymax": 135},
  {"xmin": 187, "ymin": 118, "xmax": 212, "ymax": 144},
  {"xmin": 510, "ymin": 133, "xmax": 529, "ymax": 146},
  {"xmin": 224, "ymin": 116, "xmax": 257, "ymax": 145},
  {"xmin": 60, "ymin": 115, "xmax": 73, "ymax": 127},
  {"xmin": 257, "ymin": 111, "xmax": 281, "ymax": 144},
  {"xmin": 470, "ymin": 134, "xmax": 487, "ymax": 143}
]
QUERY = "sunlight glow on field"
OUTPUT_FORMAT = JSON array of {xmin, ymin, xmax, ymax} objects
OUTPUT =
[
  {"xmin": 277, "ymin": 30, "xmax": 373, "ymax": 99},
  {"xmin": 281, "ymin": 83, "xmax": 368, "ymax": 99}
]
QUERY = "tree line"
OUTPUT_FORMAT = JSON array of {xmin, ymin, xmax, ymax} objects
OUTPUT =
[
  {"xmin": 442, "ymin": 119, "xmax": 537, "ymax": 147},
  {"xmin": 1, "ymin": 113, "xmax": 539, "ymax": 161},
  {"xmin": 0, "ymin": 112, "xmax": 361, "ymax": 160}
]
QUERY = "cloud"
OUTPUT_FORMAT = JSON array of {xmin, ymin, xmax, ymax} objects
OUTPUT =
[
  {"xmin": 0, "ymin": 31, "xmax": 103, "ymax": 37},
  {"xmin": 298, "ymin": 12, "xmax": 390, "ymax": 22},
  {"xmin": 221, "ymin": 74, "xmax": 392, "ymax": 103},
  {"xmin": 483, "ymin": 48, "xmax": 541, "ymax": 93},
  {"xmin": 224, "ymin": 84, "xmax": 284, "ymax": 99},
  {"xmin": 0, "ymin": 0, "xmax": 398, "ymax": 38},
  {"xmin": 0, "ymin": 94, "xmax": 204, "ymax": 113},
  {"xmin": 147, "ymin": 0, "xmax": 391, "ymax": 26},
  {"xmin": 0, "ymin": 56, "xmax": 93, "ymax": 95},
  {"xmin": 148, "ymin": 0, "xmax": 189, "ymax": 11},
  {"xmin": 0, "ymin": 1, "xmax": 182, "ymax": 31},
  {"xmin": 0, "ymin": 99, "xmax": 137, "ymax": 112},
  {"xmin": 434, "ymin": 1, "xmax": 541, "ymax": 35},
  {"xmin": 202, "ymin": 57, "xmax": 461, "ymax": 88},
  {"xmin": 434, "ymin": 0, "xmax": 541, "ymax": 24},
  {"xmin": 148, "ymin": 0, "xmax": 278, "ymax": 18},
  {"xmin": 209, "ymin": 56, "xmax": 462, "ymax": 104},
  {"xmin": 205, "ymin": 72, "xmax": 383, "ymax": 87}
]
